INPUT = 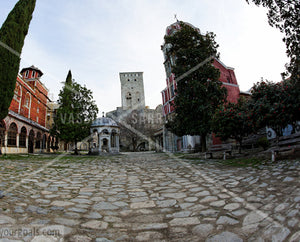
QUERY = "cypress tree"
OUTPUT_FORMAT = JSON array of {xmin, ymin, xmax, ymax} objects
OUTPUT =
[{"xmin": 0, "ymin": 0, "xmax": 36, "ymax": 120}]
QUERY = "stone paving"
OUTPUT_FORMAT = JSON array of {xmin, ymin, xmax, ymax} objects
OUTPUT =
[{"xmin": 0, "ymin": 152, "xmax": 299, "ymax": 241}]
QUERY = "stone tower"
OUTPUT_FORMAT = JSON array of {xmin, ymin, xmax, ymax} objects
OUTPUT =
[{"xmin": 120, "ymin": 72, "xmax": 145, "ymax": 110}]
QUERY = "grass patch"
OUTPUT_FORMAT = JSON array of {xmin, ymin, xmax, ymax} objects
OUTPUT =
[
  {"xmin": 0, "ymin": 153, "xmax": 121, "ymax": 162},
  {"xmin": 220, "ymin": 157, "xmax": 269, "ymax": 167},
  {"xmin": 180, "ymin": 156, "xmax": 201, "ymax": 160},
  {"xmin": 0, "ymin": 154, "xmax": 54, "ymax": 161},
  {"xmin": 189, "ymin": 157, "xmax": 270, "ymax": 168}
]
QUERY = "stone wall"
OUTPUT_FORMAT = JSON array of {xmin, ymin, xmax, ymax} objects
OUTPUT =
[
  {"xmin": 120, "ymin": 72, "xmax": 145, "ymax": 110},
  {"xmin": 107, "ymin": 105, "xmax": 163, "ymax": 152}
]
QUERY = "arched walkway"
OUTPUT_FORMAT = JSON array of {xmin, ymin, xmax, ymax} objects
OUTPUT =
[
  {"xmin": 28, "ymin": 130, "xmax": 35, "ymax": 153},
  {"xmin": 36, "ymin": 132, "xmax": 41, "ymax": 149},
  {"xmin": 42, "ymin": 134, "xmax": 47, "ymax": 150},
  {"xmin": 8, "ymin": 123, "xmax": 17, "ymax": 147},
  {"xmin": 19, "ymin": 127, "xmax": 27, "ymax": 148}
]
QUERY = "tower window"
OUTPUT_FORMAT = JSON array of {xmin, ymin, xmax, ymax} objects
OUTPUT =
[
  {"xmin": 227, "ymin": 77, "xmax": 231, "ymax": 83},
  {"xmin": 25, "ymin": 70, "xmax": 29, "ymax": 78},
  {"xmin": 32, "ymin": 71, "xmax": 36, "ymax": 78},
  {"xmin": 126, "ymin": 93, "xmax": 132, "ymax": 99}
]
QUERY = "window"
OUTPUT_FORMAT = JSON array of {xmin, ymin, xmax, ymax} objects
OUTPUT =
[
  {"xmin": 8, "ymin": 123, "xmax": 17, "ymax": 146},
  {"xmin": 36, "ymin": 117, "xmax": 39, "ymax": 123},
  {"xmin": 32, "ymin": 71, "xmax": 36, "ymax": 78},
  {"xmin": 227, "ymin": 77, "xmax": 231, "ymax": 83},
  {"xmin": 25, "ymin": 93, "xmax": 30, "ymax": 107},
  {"xmin": 134, "ymin": 79, "xmax": 137, "ymax": 81},
  {"xmin": 37, "ymin": 108, "xmax": 39, "ymax": 113},
  {"xmin": 128, "ymin": 79, "xmax": 130, "ymax": 82},
  {"xmin": 13, "ymin": 92, "xmax": 18, "ymax": 100},
  {"xmin": 25, "ymin": 70, "xmax": 29, "ymax": 78},
  {"xmin": 126, "ymin": 93, "xmax": 132, "ymax": 99},
  {"xmin": 170, "ymin": 84, "xmax": 175, "ymax": 97},
  {"xmin": 19, "ymin": 127, "xmax": 27, "ymax": 148}
]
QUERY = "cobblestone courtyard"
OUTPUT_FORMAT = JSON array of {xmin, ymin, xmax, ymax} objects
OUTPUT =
[{"xmin": 0, "ymin": 152, "xmax": 299, "ymax": 241}]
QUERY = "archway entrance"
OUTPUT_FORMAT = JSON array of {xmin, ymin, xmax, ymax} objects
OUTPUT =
[
  {"xmin": 102, "ymin": 138, "xmax": 108, "ymax": 152},
  {"xmin": 137, "ymin": 142, "xmax": 146, "ymax": 151},
  {"xmin": 28, "ymin": 130, "xmax": 34, "ymax": 153}
]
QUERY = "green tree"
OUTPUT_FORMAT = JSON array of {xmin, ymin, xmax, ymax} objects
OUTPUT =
[
  {"xmin": 0, "ymin": 0, "xmax": 36, "ymax": 120},
  {"xmin": 249, "ymin": 79, "xmax": 299, "ymax": 141},
  {"xmin": 51, "ymin": 71, "xmax": 98, "ymax": 154},
  {"xmin": 246, "ymin": 0, "xmax": 300, "ymax": 81},
  {"xmin": 165, "ymin": 22, "xmax": 227, "ymax": 151},
  {"xmin": 212, "ymin": 97, "xmax": 254, "ymax": 153}
]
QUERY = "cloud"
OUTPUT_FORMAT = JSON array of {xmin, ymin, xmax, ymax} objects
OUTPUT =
[{"xmin": 1, "ymin": 0, "xmax": 289, "ymax": 114}]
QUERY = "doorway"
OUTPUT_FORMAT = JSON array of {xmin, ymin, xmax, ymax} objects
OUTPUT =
[{"xmin": 28, "ymin": 130, "xmax": 34, "ymax": 153}]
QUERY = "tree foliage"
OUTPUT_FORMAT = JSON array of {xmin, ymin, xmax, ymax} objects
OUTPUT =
[
  {"xmin": 246, "ymin": 0, "xmax": 300, "ymax": 81},
  {"xmin": 0, "ymin": 0, "xmax": 36, "ymax": 120},
  {"xmin": 165, "ymin": 22, "xmax": 227, "ymax": 151},
  {"xmin": 249, "ymin": 79, "xmax": 300, "ymax": 137},
  {"xmin": 213, "ymin": 97, "xmax": 254, "ymax": 153},
  {"xmin": 51, "ymin": 71, "xmax": 98, "ymax": 154}
]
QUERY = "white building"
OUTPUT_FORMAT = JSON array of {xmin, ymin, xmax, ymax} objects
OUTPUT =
[{"xmin": 90, "ymin": 116, "xmax": 120, "ymax": 154}]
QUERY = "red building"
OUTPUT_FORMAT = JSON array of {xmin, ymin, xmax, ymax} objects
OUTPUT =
[
  {"xmin": 0, "ymin": 66, "xmax": 55, "ymax": 154},
  {"xmin": 161, "ymin": 21, "xmax": 241, "ymax": 152},
  {"xmin": 162, "ymin": 58, "xmax": 240, "ymax": 117}
]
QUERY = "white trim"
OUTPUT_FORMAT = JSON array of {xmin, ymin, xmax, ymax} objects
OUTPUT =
[
  {"xmin": 240, "ymin": 91, "xmax": 251, "ymax": 95},
  {"xmin": 28, "ymin": 93, "xmax": 32, "ymax": 118},
  {"xmin": 18, "ymin": 85, "xmax": 22, "ymax": 114},
  {"xmin": 215, "ymin": 58, "xmax": 234, "ymax": 70},
  {"xmin": 222, "ymin": 82, "xmax": 239, "ymax": 88}
]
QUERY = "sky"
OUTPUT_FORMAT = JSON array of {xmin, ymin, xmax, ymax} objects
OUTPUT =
[{"xmin": 0, "ymin": 0, "xmax": 289, "ymax": 115}]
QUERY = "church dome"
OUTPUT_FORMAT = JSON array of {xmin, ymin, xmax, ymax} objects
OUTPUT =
[{"xmin": 91, "ymin": 117, "xmax": 118, "ymax": 127}]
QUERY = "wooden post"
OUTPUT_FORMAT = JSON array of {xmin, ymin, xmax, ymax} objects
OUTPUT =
[{"xmin": 271, "ymin": 150, "xmax": 276, "ymax": 162}]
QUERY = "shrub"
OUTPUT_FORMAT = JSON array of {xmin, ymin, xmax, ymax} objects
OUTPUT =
[{"xmin": 257, "ymin": 137, "xmax": 270, "ymax": 150}]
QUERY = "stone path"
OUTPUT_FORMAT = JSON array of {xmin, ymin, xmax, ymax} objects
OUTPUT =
[{"xmin": 0, "ymin": 152, "xmax": 299, "ymax": 241}]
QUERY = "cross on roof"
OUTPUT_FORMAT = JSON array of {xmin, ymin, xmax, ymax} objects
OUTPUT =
[{"xmin": 174, "ymin": 14, "xmax": 178, "ymax": 22}]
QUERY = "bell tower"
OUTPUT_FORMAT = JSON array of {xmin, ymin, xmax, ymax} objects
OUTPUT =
[{"xmin": 120, "ymin": 72, "xmax": 145, "ymax": 110}]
